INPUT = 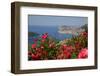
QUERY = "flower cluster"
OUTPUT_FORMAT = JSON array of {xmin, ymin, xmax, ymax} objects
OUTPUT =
[{"xmin": 28, "ymin": 32, "xmax": 88, "ymax": 60}]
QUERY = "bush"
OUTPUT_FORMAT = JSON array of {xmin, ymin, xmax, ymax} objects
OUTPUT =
[{"xmin": 28, "ymin": 32, "xmax": 88, "ymax": 60}]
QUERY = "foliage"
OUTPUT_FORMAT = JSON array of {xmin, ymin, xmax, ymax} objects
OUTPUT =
[{"xmin": 28, "ymin": 31, "xmax": 88, "ymax": 60}]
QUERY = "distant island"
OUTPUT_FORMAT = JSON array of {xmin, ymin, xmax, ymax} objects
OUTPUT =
[
  {"xmin": 58, "ymin": 25, "xmax": 86, "ymax": 35},
  {"xmin": 28, "ymin": 32, "xmax": 39, "ymax": 37}
]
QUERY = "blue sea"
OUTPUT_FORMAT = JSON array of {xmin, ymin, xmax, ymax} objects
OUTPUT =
[{"xmin": 28, "ymin": 25, "xmax": 73, "ymax": 44}]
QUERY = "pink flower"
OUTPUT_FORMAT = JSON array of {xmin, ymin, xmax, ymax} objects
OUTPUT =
[
  {"xmin": 40, "ymin": 46, "xmax": 44, "ymax": 49},
  {"xmin": 32, "ymin": 43, "xmax": 36, "ymax": 49},
  {"xmin": 78, "ymin": 48, "xmax": 88, "ymax": 58},
  {"xmin": 33, "ymin": 38, "xmax": 38, "ymax": 43},
  {"xmin": 41, "ymin": 39, "xmax": 45, "ymax": 43},
  {"xmin": 41, "ymin": 33, "xmax": 48, "ymax": 39}
]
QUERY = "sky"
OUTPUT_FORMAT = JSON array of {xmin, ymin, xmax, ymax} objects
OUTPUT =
[{"xmin": 28, "ymin": 15, "xmax": 88, "ymax": 27}]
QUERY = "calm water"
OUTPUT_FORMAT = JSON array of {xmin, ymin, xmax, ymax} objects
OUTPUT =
[{"xmin": 28, "ymin": 25, "xmax": 73, "ymax": 44}]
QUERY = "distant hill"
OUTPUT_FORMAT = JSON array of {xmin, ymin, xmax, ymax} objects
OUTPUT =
[
  {"xmin": 28, "ymin": 32, "xmax": 39, "ymax": 37},
  {"xmin": 58, "ymin": 25, "xmax": 85, "ymax": 35},
  {"xmin": 81, "ymin": 24, "xmax": 88, "ymax": 32}
]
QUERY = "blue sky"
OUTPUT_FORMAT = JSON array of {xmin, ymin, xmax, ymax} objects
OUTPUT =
[{"xmin": 28, "ymin": 15, "xmax": 88, "ymax": 27}]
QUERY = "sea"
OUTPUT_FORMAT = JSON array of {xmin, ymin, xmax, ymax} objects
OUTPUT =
[{"xmin": 28, "ymin": 25, "xmax": 73, "ymax": 44}]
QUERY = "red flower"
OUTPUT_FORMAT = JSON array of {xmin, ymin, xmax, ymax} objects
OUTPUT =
[
  {"xmin": 66, "ymin": 46, "xmax": 74, "ymax": 52},
  {"xmin": 35, "ymin": 48, "xmax": 42, "ymax": 53},
  {"xmin": 75, "ymin": 42, "xmax": 81, "ymax": 50},
  {"xmin": 31, "ymin": 54, "xmax": 40, "ymax": 60},
  {"xmin": 33, "ymin": 38, "xmax": 38, "ymax": 42},
  {"xmin": 32, "ymin": 43, "xmax": 36, "ymax": 49},
  {"xmin": 41, "ymin": 33, "xmax": 48, "ymax": 39},
  {"xmin": 28, "ymin": 51, "xmax": 32, "ymax": 56},
  {"xmin": 81, "ymin": 32, "xmax": 88, "ymax": 37},
  {"xmin": 42, "ymin": 51, "xmax": 48, "ymax": 56},
  {"xmin": 63, "ymin": 50, "xmax": 71, "ymax": 58},
  {"xmin": 36, "ymin": 52, "xmax": 42, "ymax": 57},
  {"xmin": 62, "ymin": 44, "xmax": 67, "ymax": 50},
  {"xmin": 78, "ymin": 48, "xmax": 88, "ymax": 58},
  {"xmin": 57, "ymin": 53, "xmax": 64, "ymax": 59},
  {"xmin": 62, "ymin": 45, "xmax": 74, "ymax": 52}
]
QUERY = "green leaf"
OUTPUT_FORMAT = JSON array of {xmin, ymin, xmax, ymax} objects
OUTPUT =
[
  {"xmin": 37, "ymin": 41, "xmax": 41, "ymax": 44},
  {"xmin": 71, "ymin": 53, "xmax": 77, "ymax": 59},
  {"xmin": 36, "ymin": 41, "xmax": 41, "ymax": 47},
  {"xmin": 48, "ymin": 50, "xmax": 55, "ymax": 57},
  {"xmin": 31, "ymin": 49, "xmax": 35, "ymax": 53},
  {"xmin": 44, "ymin": 43, "xmax": 48, "ymax": 47}
]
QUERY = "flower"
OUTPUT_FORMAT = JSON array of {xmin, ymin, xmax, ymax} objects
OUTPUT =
[
  {"xmin": 35, "ymin": 48, "xmax": 42, "ymax": 53},
  {"xmin": 33, "ymin": 38, "xmax": 38, "ymax": 43},
  {"xmin": 57, "ymin": 53, "xmax": 64, "ymax": 59},
  {"xmin": 81, "ymin": 32, "xmax": 88, "ymax": 37},
  {"xmin": 66, "ymin": 46, "xmax": 74, "ymax": 52},
  {"xmin": 42, "ymin": 51, "xmax": 48, "ymax": 56},
  {"xmin": 62, "ymin": 44, "xmax": 67, "ymax": 50},
  {"xmin": 28, "ymin": 51, "xmax": 32, "ymax": 56},
  {"xmin": 75, "ymin": 42, "xmax": 81, "ymax": 50},
  {"xmin": 29, "ymin": 32, "xmax": 88, "ymax": 60},
  {"xmin": 36, "ymin": 52, "xmax": 42, "ymax": 57},
  {"xmin": 49, "ymin": 42, "xmax": 55, "ymax": 48},
  {"xmin": 31, "ymin": 54, "xmax": 40, "ymax": 60},
  {"xmin": 32, "ymin": 43, "xmax": 37, "ymax": 49},
  {"xmin": 62, "ymin": 45, "xmax": 74, "ymax": 52},
  {"xmin": 78, "ymin": 48, "xmax": 88, "ymax": 58},
  {"xmin": 40, "ymin": 46, "xmax": 44, "ymax": 49},
  {"xmin": 63, "ymin": 50, "xmax": 71, "ymax": 58},
  {"xmin": 41, "ymin": 33, "xmax": 48, "ymax": 39},
  {"xmin": 41, "ymin": 39, "xmax": 45, "ymax": 43}
]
